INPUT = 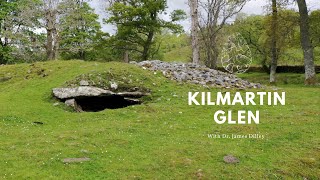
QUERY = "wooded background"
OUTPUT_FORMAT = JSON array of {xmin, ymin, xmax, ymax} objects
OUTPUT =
[{"xmin": 0, "ymin": 0, "xmax": 319, "ymax": 84}]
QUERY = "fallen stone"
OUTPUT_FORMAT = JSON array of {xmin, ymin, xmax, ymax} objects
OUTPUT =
[
  {"xmin": 62, "ymin": 157, "xmax": 91, "ymax": 163},
  {"xmin": 65, "ymin": 99, "xmax": 76, "ymax": 107},
  {"xmin": 223, "ymin": 155, "xmax": 240, "ymax": 164},
  {"xmin": 65, "ymin": 99, "xmax": 83, "ymax": 112}
]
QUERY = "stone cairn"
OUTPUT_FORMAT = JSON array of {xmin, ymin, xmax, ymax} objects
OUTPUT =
[{"xmin": 133, "ymin": 60, "xmax": 262, "ymax": 89}]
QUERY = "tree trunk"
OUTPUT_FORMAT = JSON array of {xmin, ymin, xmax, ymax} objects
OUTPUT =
[
  {"xmin": 297, "ymin": 0, "xmax": 317, "ymax": 85},
  {"xmin": 46, "ymin": 9, "xmax": 57, "ymax": 60},
  {"xmin": 189, "ymin": 0, "xmax": 200, "ymax": 64},
  {"xmin": 46, "ymin": 29, "xmax": 55, "ymax": 60},
  {"xmin": 123, "ymin": 50, "xmax": 129, "ymax": 63},
  {"xmin": 211, "ymin": 34, "xmax": 219, "ymax": 69},
  {"xmin": 79, "ymin": 50, "xmax": 85, "ymax": 60},
  {"xmin": 205, "ymin": 45, "xmax": 211, "ymax": 67},
  {"xmin": 54, "ymin": 29, "xmax": 59, "ymax": 59},
  {"xmin": 142, "ymin": 31, "xmax": 154, "ymax": 61},
  {"xmin": 142, "ymin": 12, "xmax": 156, "ymax": 61},
  {"xmin": 270, "ymin": 0, "xmax": 278, "ymax": 84}
]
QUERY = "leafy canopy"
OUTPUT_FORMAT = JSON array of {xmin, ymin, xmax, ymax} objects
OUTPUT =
[{"xmin": 106, "ymin": 0, "xmax": 186, "ymax": 61}]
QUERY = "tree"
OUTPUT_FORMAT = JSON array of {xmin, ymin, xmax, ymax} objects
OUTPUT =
[
  {"xmin": 269, "ymin": 0, "xmax": 278, "ymax": 83},
  {"xmin": 59, "ymin": 0, "xmax": 103, "ymax": 60},
  {"xmin": 10, "ymin": 0, "xmax": 46, "ymax": 63},
  {"xmin": 42, "ymin": 0, "xmax": 60, "ymax": 60},
  {"xmin": 297, "ymin": 0, "xmax": 317, "ymax": 85},
  {"xmin": 234, "ymin": 15, "xmax": 269, "ymax": 68},
  {"xmin": 0, "ymin": 0, "xmax": 44, "ymax": 64},
  {"xmin": 106, "ymin": 0, "xmax": 186, "ymax": 61},
  {"xmin": 0, "ymin": 0, "xmax": 18, "ymax": 64},
  {"xmin": 198, "ymin": 0, "xmax": 247, "ymax": 69},
  {"xmin": 189, "ymin": 0, "xmax": 200, "ymax": 64}
]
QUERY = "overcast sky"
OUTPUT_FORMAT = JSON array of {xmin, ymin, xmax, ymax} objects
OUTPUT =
[{"xmin": 90, "ymin": 0, "xmax": 320, "ymax": 34}]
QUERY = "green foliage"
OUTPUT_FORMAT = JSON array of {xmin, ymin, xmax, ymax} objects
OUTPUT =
[
  {"xmin": 0, "ymin": 0, "xmax": 18, "ymax": 64},
  {"xmin": 59, "ymin": 0, "xmax": 103, "ymax": 60},
  {"xmin": 233, "ymin": 15, "xmax": 268, "ymax": 66},
  {"xmin": 106, "ymin": 0, "xmax": 186, "ymax": 61},
  {"xmin": 0, "ymin": 0, "xmax": 17, "ymax": 20},
  {"xmin": 0, "ymin": 0, "xmax": 45, "ymax": 64},
  {"xmin": 170, "ymin": 9, "xmax": 187, "ymax": 22},
  {"xmin": 0, "ymin": 46, "xmax": 14, "ymax": 64},
  {"xmin": 310, "ymin": 10, "xmax": 320, "ymax": 47},
  {"xmin": 233, "ymin": 10, "xmax": 306, "ymax": 67},
  {"xmin": 158, "ymin": 32, "xmax": 191, "ymax": 62}
]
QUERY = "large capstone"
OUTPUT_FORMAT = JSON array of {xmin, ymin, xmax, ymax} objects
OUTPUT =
[
  {"xmin": 52, "ymin": 86, "xmax": 149, "ymax": 112},
  {"xmin": 52, "ymin": 86, "xmax": 115, "ymax": 99}
]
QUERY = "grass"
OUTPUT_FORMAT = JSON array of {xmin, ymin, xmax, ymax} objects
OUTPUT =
[
  {"xmin": 163, "ymin": 46, "xmax": 192, "ymax": 63},
  {"xmin": 0, "ymin": 60, "xmax": 319, "ymax": 179}
]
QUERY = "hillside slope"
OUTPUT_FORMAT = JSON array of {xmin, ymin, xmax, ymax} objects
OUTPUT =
[{"xmin": 0, "ymin": 60, "xmax": 319, "ymax": 179}]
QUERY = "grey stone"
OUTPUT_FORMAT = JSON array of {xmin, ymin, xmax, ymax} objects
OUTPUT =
[
  {"xmin": 80, "ymin": 149, "xmax": 89, "ymax": 153},
  {"xmin": 65, "ymin": 99, "xmax": 76, "ymax": 107},
  {"xmin": 117, "ymin": 91, "xmax": 150, "ymax": 98},
  {"xmin": 79, "ymin": 80, "xmax": 89, "ymax": 86},
  {"xmin": 173, "ymin": 71, "xmax": 188, "ymax": 82},
  {"xmin": 52, "ymin": 86, "xmax": 115, "ymax": 99},
  {"xmin": 201, "ymin": 74, "xmax": 209, "ymax": 79},
  {"xmin": 62, "ymin": 157, "xmax": 91, "ymax": 163},
  {"xmin": 223, "ymin": 155, "xmax": 240, "ymax": 164},
  {"xmin": 110, "ymin": 81, "xmax": 118, "ymax": 90},
  {"xmin": 65, "ymin": 99, "xmax": 83, "ymax": 112},
  {"xmin": 124, "ymin": 98, "xmax": 142, "ymax": 104},
  {"xmin": 215, "ymin": 79, "xmax": 223, "ymax": 85}
]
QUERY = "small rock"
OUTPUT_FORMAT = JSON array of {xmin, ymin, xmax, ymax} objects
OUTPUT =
[
  {"xmin": 223, "ymin": 155, "xmax": 240, "ymax": 164},
  {"xmin": 195, "ymin": 169, "xmax": 204, "ymax": 178},
  {"xmin": 80, "ymin": 149, "xmax": 89, "ymax": 153},
  {"xmin": 65, "ymin": 99, "xmax": 76, "ymax": 107},
  {"xmin": 215, "ymin": 79, "xmax": 223, "ymax": 85},
  {"xmin": 65, "ymin": 99, "xmax": 83, "ymax": 112},
  {"xmin": 79, "ymin": 80, "xmax": 89, "ymax": 86},
  {"xmin": 110, "ymin": 81, "xmax": 118, "ymax": 90},
  {"xmin": 62, "ymin": 157, "xmax": 91, "ymax": 163}
]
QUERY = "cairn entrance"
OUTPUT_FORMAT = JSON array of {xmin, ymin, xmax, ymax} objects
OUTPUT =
[{"xmin": 52, "ymin": 86, "xmax": 148, "ymax": 112}]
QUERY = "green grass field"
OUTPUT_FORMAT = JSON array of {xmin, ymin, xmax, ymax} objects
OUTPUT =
[{"xmin": 1, "ymin": 60, "xmax": 319, "ymax": 179}]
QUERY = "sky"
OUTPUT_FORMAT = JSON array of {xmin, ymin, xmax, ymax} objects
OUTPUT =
[{"xmin": 89, "ymin": 0, "xmax": 320, "ymax": 34}]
